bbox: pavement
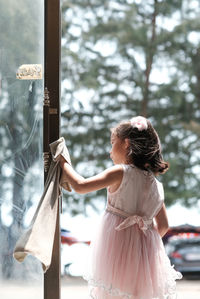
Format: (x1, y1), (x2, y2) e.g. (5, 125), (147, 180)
(0, 276), (200, 299)
(61, 276), (200, 299)
(176, 278), (200, 299)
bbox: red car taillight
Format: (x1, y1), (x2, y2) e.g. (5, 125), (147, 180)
(171, 251), (182, 259)
(84, 241), (91, 245)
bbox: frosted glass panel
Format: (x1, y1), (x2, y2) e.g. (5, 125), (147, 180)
(0, 0), (44, 298)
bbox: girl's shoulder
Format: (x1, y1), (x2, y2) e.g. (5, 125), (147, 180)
(120, 163), (150, 175)
(106, 164), (124, 175)
(119, 164), (142, 178)
(106, 164), (134, 177)
(107, 164), (134, 194)
(120, 163), (135, 171)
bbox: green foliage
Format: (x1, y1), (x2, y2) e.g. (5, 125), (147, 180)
(61, 0), (200, 214)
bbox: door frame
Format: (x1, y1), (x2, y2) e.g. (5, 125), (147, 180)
(43, 1), (61, 299)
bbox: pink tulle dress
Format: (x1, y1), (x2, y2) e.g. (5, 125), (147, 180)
(83, 164), (182, 299)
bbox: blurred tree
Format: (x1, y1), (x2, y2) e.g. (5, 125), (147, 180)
(61, 0), (200, 212)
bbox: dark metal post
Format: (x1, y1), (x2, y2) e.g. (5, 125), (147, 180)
(43, 0), (61, 299)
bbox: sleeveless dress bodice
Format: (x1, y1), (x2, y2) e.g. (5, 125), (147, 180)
(107, 164), (164, 220)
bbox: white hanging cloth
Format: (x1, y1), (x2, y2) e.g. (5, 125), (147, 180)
(13, 137), (71, 272)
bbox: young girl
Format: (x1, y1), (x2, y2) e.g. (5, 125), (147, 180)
(60, 116), (182, 299)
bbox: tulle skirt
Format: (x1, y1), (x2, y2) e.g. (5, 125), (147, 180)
(83, 211), (182, 299)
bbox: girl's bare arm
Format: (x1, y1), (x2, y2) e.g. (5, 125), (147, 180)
(154, 203), (169, 237)
(60, 159), (123, 194)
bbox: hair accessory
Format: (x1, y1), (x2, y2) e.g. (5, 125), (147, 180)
(130, 116), (148, 131)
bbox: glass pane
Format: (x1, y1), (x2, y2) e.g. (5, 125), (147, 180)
(0, 0), (44, 298)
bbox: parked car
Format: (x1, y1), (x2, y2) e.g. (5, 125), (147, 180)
(61, 229), (90, 246)
(61, 229), (90, 276)
(166, 236), (200, 275)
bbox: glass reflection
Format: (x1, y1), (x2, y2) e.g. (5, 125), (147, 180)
(0, 0), (44, 298)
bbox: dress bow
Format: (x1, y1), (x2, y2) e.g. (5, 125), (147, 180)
(106, 202), (153, 236)
(115, 215), (152, 235)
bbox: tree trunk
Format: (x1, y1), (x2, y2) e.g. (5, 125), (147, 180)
(142, 0), (158, 117)
(1, 82), (39, 279)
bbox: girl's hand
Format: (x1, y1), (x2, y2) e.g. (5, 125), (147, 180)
(59, 156), (67, 168)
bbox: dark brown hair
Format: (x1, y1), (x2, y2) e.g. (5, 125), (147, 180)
(111, 119), (169, 175)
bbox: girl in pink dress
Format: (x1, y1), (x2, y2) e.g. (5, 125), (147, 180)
(60, 116), (182, 299)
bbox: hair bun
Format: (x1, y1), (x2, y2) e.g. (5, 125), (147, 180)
(158, 162), (169, 174)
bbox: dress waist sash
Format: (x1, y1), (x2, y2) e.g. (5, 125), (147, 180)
(106, 202), (153, 235)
